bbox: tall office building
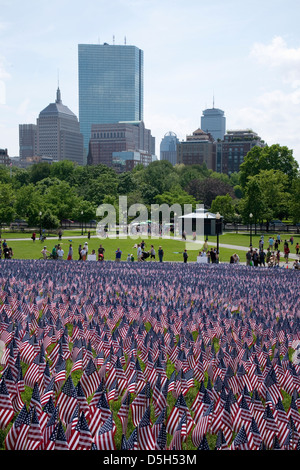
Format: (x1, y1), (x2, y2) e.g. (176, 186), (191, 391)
(201, 105), (226, 141)
(36, 88), (84, 165)
(19, 124), (37, 159)
(160, 131), (179, 166)
(78, 43), (144, 154)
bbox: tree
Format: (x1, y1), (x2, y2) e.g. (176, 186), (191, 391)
(239, 144), (299, 188)
(185, 177), (235, 207)
(289, 177), (300, 224)
(0, 183), (16, 228)
(72, 199), (98, 228)
(43, 180), (79, 224)
(154, 187), (198, 211)
(41, 209), (60, 234)
(211, 194), (235, 224)
(141, 160), (175, 195)
(49, 160), (76, 182)
(29, 162), (51, 184)
(238, 176), (269, 233)
(15, 184), (44, 227)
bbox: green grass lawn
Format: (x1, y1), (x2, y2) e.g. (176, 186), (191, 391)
(2, 229), (299, 263)
(3, 233), (247, 264)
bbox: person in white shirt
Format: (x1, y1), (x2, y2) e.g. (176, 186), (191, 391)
(137, 244), (142, 261)
(57, 245), (64, 260)
(41, 246), (50, 260)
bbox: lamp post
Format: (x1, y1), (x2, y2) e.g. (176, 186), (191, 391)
(249, 213), (253, 247)
(81, 211), (84, 236)
(216, 212), (221, 256)
(39, 211), (42, 237)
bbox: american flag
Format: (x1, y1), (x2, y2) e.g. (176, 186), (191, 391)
(0, 260), (300, 450)
(68, 411), (92, 450)
(137, 406), (156, 450)
(169, 411), (186, 450)
(55, 375), (78, 426)
(93, 413), (116, 450)
(24, 406), (43, 450)
(5, 404), (28, 450)
(117, 391), (131, 435)
(0, 378), (15, 429)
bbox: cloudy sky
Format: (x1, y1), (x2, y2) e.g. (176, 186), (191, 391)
(1, 0), (300, 164)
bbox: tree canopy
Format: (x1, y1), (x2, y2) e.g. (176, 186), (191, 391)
(2, 144), (300, 229)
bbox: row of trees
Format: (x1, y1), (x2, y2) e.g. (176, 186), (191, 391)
(0, 143), (299, 231)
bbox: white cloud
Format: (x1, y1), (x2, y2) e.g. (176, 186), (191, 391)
(251, 36), (300, 88)
(251, 36), (300, 66)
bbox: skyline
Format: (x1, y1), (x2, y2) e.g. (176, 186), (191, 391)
(1, 0), (300, 165)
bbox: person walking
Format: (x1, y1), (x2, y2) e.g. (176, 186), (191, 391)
(183, 249), (188, 263)
(158, 246), (164, 263)
(150, 245), (156, 261)
(137, 244), (142, 262)
(78, 244), (82, 260)
(67, 244), (73, 260)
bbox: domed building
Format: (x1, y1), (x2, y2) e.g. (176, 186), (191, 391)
(36, 88), (84, 165)
(160, 131), (179, 166)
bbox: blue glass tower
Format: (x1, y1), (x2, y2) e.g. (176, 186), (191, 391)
(78, 43), (144, 155)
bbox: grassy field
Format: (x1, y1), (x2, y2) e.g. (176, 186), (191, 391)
(1, 229), (299, 264)
(1, 232), (248, 264)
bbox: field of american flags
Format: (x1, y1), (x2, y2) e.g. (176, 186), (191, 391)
(0, 259), (299, 451)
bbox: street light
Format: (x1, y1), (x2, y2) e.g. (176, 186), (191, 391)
(216, 212), (221, 256)
(249, 213), (253, 247)
(81, 210), (84, 236)
(39, 211), (42, 237)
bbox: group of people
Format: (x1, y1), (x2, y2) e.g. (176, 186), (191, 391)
(118, 241), (165, 263)
(245, 235), (298, 268)
(0, 239), (13, 260)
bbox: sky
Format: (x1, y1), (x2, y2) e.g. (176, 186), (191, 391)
(1, 0), (300, 165)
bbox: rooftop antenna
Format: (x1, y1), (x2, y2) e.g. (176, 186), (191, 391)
(213, 92), (215, 109)
(124, 36), (127, 45)
(113, 35), (115, 45)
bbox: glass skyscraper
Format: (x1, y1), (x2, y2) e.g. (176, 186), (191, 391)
(78, 43), (144, 155)
(201, 106), (226, 142)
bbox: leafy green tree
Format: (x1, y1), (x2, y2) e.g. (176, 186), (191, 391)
(154, 187), (198, 211)
(211, 194), (235, 224)
(0, 183), (16, 228)
(0, 165), (11, 184)
(72, 199), (97, 226)
(238, 176), (269, 233)
(141, 160), (174, 194)
(288, 177), (300, 224)
(49, 160), (76, 182)
(29, 162), (51, 184)
(256, 169), (290, 221)
(185, 177), (235, 207)
(239, 144), (299, 188)
(174, 163), (209, 189)
(43, 180), (79, 223)
(41, 209), (60, 234)
(15, 184), (44, 226)
(117, 172), (137, 194)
